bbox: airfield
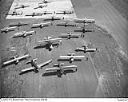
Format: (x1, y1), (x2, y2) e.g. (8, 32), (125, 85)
(0, 0), (128, 98)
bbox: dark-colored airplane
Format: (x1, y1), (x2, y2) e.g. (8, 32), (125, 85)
(55, 10), (74, 15)
(9, 22), (28, 27)
(6, 11), (22, 16)
(34, 4), (47, 9)
(43, 16), (63, 21)
(56, 22), (77, 27)
(14, 5), (29, 9)
(74, 26), (95, 33)
(25, 12), (43, 17)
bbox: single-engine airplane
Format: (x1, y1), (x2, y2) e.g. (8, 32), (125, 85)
(9, 22), (28, 27)
(59, 32), (81, 39)
(38, 0), (53, 4)
(74, 26), (95, 33)
(14, 4), (29, 9)
(34, 36), (62, 51)
(3, 54), (30, 66)
(43, 16), (63, 21)
(25, 12), (43, 17)
(12, 30), (36, 38)
(6, 11), (23, 16)
(75, 45), (98, 53)
(19, 59), (52, 74)
(56, 22), (77, 27)
(34, 4), (47, 9)
(31, 22), (52, 29)
(1, 26), (17, 33)
(58, 53), (85, 63)
(55, 10), (74, 15)
(44, 63), (77, 77)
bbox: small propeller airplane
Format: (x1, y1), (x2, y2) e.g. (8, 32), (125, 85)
(9, 22), (29, 27)
(55, 10), (74, 15)
(12, 30), (36, 38)
(6, 11), (23, 16)
(75, 45), (98, 53)
(19, 59), (52, 75)
(34, 4), (47, 9)
(43, 16), (63, 21)
(31, 22), (52, 29)
(2, 54), (30, 66)
(1, 26), (17, 33)
(58, 53), (85, 63)
(56, 22), (77, 27)
(14, 4), (29, 9)
(74, 26), (95, 33)
(73, 17), (95, 24)
(34, 36), (62, 51)
(25, 12), (43, 17)
(38, 0), (53, 4)
(44, 63), (77, 77)
(59, 32), (81, 39)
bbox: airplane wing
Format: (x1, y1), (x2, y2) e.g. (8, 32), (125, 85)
(3, 59), (16, 65)
(62, 65), (77, 70)
(17, 54), (30, 60)
(45, 67), (60, 72)
(20, 67), (35, 73)
(38, 59), (52, 68)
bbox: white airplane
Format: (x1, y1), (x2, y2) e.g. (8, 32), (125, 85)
(1, 26), (17, 33)
(31, 22), (52, 29)
(73, 17), (95, 24)
(43, 16), (63, 21)
(19, 59), (52, 74)
(59, 32), (81, 39)
(56, 22), (77, 27)
(14, 5), (29, 9)
(3, 54), (30, 66)
(75, 45), (98, 53)
(9, 22), (29, 27)
(34, 36), (62, 51)
(6, 11), (23, 16)
(58, 53), (85, 63)
(34, 4), (47, 9)
(44, 63), (77, 77)
(12, 30), (36, 38)
(55, 10), (74, 15)
(25, 12), (43, 17)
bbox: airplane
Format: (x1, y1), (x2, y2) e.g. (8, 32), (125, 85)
(31, 22), (52, 29)
(34, 4), (47, 9)
(75, 45), (98, 53)
(56, 22), (77, 27)
(12, 30), (36, 38)
(58, 53), (85, 63)
(14, 5), (29, 9)
(74, 26), (95, 33)
(25, 12), (43, 17)
(1, 26), (17, 33)
(73, 17), (95, 24)
(6, 11), (23, 16)
(9, 22), (28, 27)
(55, 10), (74, 15)
(43, 16), (63, 21)
(34, 36), (62, 51)
(2, 54), (30, 66)
(38, 0), (53, 4)
(19, 59), (52, 74)
(44, 63), (77, 77)
(59, 32), (81, 39)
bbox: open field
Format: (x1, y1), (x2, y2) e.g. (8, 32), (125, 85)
(0, 0), (128, 98)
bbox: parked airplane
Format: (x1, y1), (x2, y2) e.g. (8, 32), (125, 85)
(9, 22), (28, 27)
(75, 45), (98, 53)
(56, 22), (77, 27)
(44, 63), (77, 77)
(6, 11), (23, 16)
(74, 27), (95, 33)
(14, 5), (29, 9)
(31, 22), (52, 29)
(34, 4), (47, 9)
(38, 0), (53, 4)
(19, 59), (52, 74)
(43, 16), (63, 21)
(3, 54), (30, 66)
(55, 10), (74, 15)
(1, 26), (17, 33)
(34, 36), (62, 51)
(59, 32), (81, 39)
(58, 53), (85, 63)
(73, 17), (95, 24)
(12, 30), (36, 38)
(25, 12), (43, 17)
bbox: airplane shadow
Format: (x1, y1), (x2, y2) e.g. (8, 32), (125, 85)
(42, 69), (76, 78)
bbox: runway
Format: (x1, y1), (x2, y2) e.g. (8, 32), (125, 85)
(0, 0), (128, 98)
